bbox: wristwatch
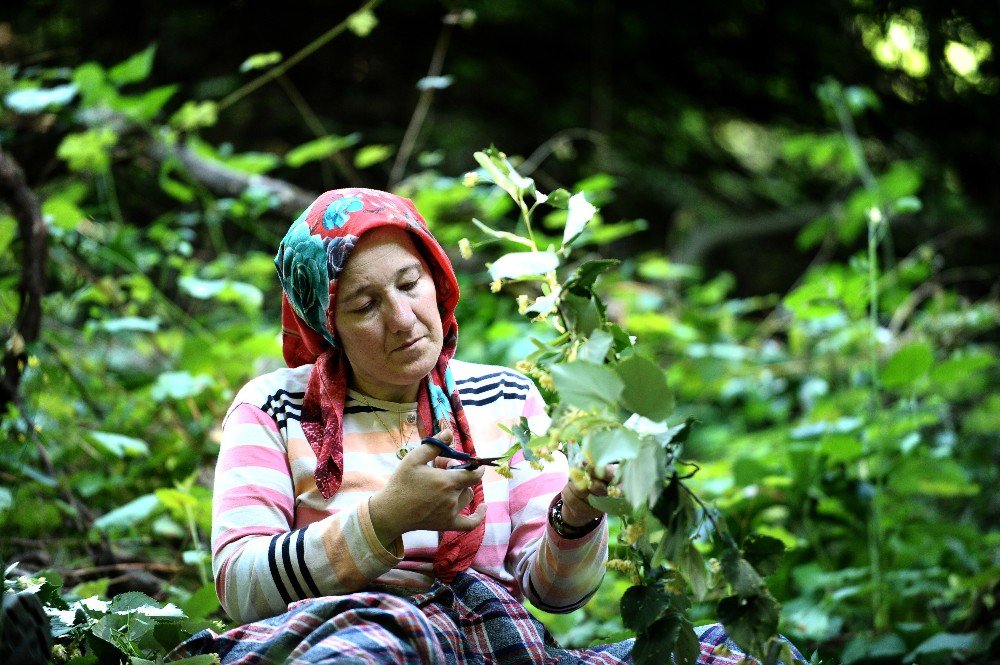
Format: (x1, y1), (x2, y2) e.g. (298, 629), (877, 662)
(549, 498), (601, 539)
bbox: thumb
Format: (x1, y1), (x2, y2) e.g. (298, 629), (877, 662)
(450, 503), (487, 531)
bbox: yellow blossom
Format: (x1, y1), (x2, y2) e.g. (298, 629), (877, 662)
(516, 294), (529, 315)
(27, 355), (40, 368)
(569, 467), (592, 492)
(515, 360), (535, 375)
(607, 485), (622, 498)
(463, 171), (479, 187)
(538, 373), (555, 391)
(708, 557), (721, 574)
(458, 238), (473, 259)
(496, 462), (513, 479)
(490, 279), (502, 293)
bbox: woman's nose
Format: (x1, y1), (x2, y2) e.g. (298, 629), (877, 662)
(385, 292), (416, 331)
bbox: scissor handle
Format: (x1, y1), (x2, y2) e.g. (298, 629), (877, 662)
(420, 436), (471, 462)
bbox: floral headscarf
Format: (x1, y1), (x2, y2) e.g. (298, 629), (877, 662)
(275, 188), (482, 582)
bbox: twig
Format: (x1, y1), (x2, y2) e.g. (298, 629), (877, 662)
(217, 0), (386, 113)
(679, 479), (737, 550)
(388, 10), (460, 187)
(517, 128), (609, 177)
(276, 74), (362, 187)
(0, 147), (47, 414)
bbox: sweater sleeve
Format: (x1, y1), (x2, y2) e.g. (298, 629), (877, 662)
(211, 403), (403, 624)
(504, 381), (608, 613)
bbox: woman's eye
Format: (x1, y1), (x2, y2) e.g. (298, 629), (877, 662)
(401, 280), (419, 291)
(355, 301), (376, 314)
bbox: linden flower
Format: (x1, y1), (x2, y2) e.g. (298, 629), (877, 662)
(515, 360), (535, 375)
(529, 461), (544, 471)
(496, 462), (513, 479)
(607, 485), (622, 498)
(516, 294), (529, 315)
(569, 467), (592, 492)
(463, 171), (479, 187)
(538, 373), (555, 391)
(490, 279), (503, 293)
(458, 238), (473, 259)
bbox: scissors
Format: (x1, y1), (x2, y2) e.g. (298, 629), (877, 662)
(419, 436), (508, 471)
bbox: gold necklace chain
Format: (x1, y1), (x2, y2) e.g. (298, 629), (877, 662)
(354, 392), (416, 459)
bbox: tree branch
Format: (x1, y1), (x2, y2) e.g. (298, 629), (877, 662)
(149, 141), (317, 218)
(0, 147), (47, 415)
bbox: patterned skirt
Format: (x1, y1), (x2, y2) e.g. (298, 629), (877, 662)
(168, 571), (804, 664)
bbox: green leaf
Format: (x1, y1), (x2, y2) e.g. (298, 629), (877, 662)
(93, 494), (159, 531)
(550, 361), (623, 410)
(620, 585), (670, 632)
(721, 548), (764, 597)
(676, 541), (708, 599)
(170, 100), (218, 130)
(674, 620), (700, 665)
(178, 583), (221, 621)
(488, 251), (559, 280)
(587, 494), (632, 517)
(577, 329), (613, 363)
(0, 486), (12, 512)
(57, 128), (117, 173)
(904, 633), (980, 661)
(564, 259), (619, 294)
(546, 188), (571, 209)
(285, 133), (361, 168)
(563, 192), (597, 246)
(416, 75), (454, 91)
(717, 593), (779, 654)
(892, 196), (922, 215)
(109, 44), (157, 85)
(880, 342), (933, 390)
(87, 431), (150, 458)
(561, 292), (602, 337)
(355, 144), (394, 168)
(347, 8), (379, 37)
(97, 317), (160, 333)
(240, 51), (283, 72)
(179, 276), (263, 311)
(4, 84), (78, 113)
(615, 355), (673, 420)
(151, 371), (214, 401)
(632, 614), (682, 665)
(583, 426), (641, 467)
(620, 437), (665, 510)
(109, 591), (161, 613)
(743, 535), (784, 576)
(0, 215), (15, 255)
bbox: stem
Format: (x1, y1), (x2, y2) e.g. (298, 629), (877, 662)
(680, 480), (737, 550)
(388, 12), (455, 187)
(833, 86), (888, 632)
(217, 0), (385, 113)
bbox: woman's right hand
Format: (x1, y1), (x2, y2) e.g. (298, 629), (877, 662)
(368, 429), (488, 548)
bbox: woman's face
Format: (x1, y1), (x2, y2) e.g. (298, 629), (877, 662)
(333, 226), (444, 402)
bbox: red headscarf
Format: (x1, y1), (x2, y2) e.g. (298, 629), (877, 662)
(275, 188), (482, 582)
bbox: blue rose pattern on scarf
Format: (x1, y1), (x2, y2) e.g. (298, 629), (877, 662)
(326, 235), (357, 279)
(322, 196), (364, 230)
(275, 216), (337, 347)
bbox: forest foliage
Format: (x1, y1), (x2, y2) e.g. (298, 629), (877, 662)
(1, 3), (998, 664)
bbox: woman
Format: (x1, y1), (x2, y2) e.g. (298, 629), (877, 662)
(171, 188), (803, 664)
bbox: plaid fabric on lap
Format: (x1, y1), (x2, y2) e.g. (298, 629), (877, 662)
(169, 570), (806, 664)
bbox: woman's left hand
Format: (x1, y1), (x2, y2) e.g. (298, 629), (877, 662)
(558, 463), (616, 527)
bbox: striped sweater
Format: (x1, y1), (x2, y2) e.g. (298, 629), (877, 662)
(212, 359), (608, 624)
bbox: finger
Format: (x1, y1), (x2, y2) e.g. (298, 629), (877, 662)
(436, 429), (454, 445)
(451, 465), (485, 486)
(405, 441), (444, 465)
(456, 486), (473, 511)
(449, 503), (487, 531)
(595, 463), (616, 482)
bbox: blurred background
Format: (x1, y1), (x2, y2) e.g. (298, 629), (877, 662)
(1, 1), (997, 663)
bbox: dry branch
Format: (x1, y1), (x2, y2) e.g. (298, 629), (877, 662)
(0, 147), (47, 414)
